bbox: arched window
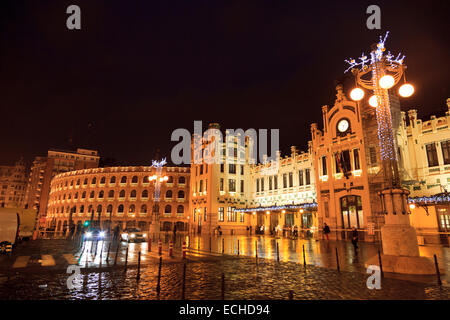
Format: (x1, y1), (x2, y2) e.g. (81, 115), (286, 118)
(98, 190), (104, 198)
(65, 181), (68, 187)
(74, 192), (78, 199)
(80, 205), (84, 213)
(77, 179), (80, 186)
(166, 190), (173, 198)
(142, 190), (148, 198)
(129, 205), (135, 213)
(90, 191), (95, 198)
(119, 190), (125, 198)
(66, 206), (70, 213)
(88, 205), (93, 213)
(179, 176), (186, 184)
(108, 190), (114, 198)
(120, 176), (127, 184)
(97, 205), (102, 213)
(84, 178), (88, 185)
(91, 177), (96, 185)
(130, 190), (137, 198)
(177, 205), (184, 214)
(110, 176), (116, 184)
(165, 205), (172, 213)
(143, 176), (149, 184)
(100, 177), (106, 184)
(118, 204), (124, 213)
(68, 193), (72, 200)
(140, 204), (147, 213)
(70, 180), (74, 186)
(132, 176), (138, 184)
(167, 176), (173, 183)
(82, 191), (86, 199)
(107, 204), (113, 214)
(178, 190), (185, 199)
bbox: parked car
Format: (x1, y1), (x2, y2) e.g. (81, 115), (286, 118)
(120, 228), (147, 243)
(83, 228), (107, 241)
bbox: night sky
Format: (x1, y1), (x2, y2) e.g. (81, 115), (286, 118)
(1, 0), (448, 167)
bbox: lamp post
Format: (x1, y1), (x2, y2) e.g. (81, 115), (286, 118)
(345, 32), (436, 274)
(148, 158), (169, 239)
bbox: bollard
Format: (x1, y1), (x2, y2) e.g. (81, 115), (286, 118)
(302, 244), (306, 267)
(378, 250), (384, 278)
(158, 239), (162, 256)
(156, 257), (162, 294)
(276, 242), (280, 262)
(198, 238), (200, 251)
(255, 240), (258, 260)
(136, 251), (141, 281)
(124, 246), (129, 270)
(434, 254), (442, 286)
(222, 238), (225, 254)
(106, 242), (111, 263)
(237, 240), (240, 255)
(209, 236), (211, 252)
(114, 242), (119, 266)
(221, 273), (225, 300)
(288, 290), (293, 300)
(335, 247), (340, 272)
(182, 241), (187, 259)
(181, 261), (186, 300)
(169, 241), (173, 257)
(148, 238), (152, 252)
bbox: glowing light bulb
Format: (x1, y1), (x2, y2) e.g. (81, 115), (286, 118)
(368, 95), (378, 107)
(350, 88), (365, 101)
(252, 211), (256, 215)
(300, 209), (304, 213)
(398, 83), (414, 97)
(266, 211), (270, 215)
(409, 203), (416, 210)
(379, 75), (395, 89)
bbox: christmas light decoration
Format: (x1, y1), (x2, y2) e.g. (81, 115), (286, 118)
(379, 75), (395, 89)
(235, 202), (318, 213)
(398, 83), (415, 97)
(350, 87), (365, 101)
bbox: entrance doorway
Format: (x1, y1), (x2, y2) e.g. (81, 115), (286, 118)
(340, 195), (364, 240)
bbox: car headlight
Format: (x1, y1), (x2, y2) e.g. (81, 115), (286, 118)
(121, 233), (128, 238)
(99, 231), (106, 237)
(131, 234), (136, 238)
(85, 232), (92, 238)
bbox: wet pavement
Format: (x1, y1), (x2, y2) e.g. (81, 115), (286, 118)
(0, 235), (449, 300)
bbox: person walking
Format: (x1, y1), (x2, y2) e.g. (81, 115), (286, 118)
(351, 227), (359, 252)
(323, 223), (330, 240)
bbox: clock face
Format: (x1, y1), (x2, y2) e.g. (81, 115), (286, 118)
(337, 119), (349, 133)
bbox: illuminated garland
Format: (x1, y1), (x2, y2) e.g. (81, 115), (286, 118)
(408, 195), (450, 205)
(235, 202), (318, 213)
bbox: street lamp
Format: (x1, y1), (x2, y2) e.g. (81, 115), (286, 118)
(345, 32), (435, 274)
(148, 158), (168, 238)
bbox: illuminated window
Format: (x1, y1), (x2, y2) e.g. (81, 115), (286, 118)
(218, 207), (224, 222)
(229, 179), (236, 192)
(353, 149), (360, 170)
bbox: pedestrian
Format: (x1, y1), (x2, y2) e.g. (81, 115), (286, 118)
(113, 224), (120, 242)
(294, 225), (298, 238)
(323, 223), (330, 240)
(351, 226), (359, 251)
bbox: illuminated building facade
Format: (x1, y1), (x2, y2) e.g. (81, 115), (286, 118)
(46, 166), (190, 234)
(24, 148), (100, 225)
(0, 158), (27, 208)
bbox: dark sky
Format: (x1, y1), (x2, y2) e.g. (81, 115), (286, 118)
(1, 0), (449, 166)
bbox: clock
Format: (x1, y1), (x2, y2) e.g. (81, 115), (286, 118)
(337, 119), (350, 135)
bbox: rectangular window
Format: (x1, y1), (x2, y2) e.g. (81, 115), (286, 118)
(218, 207), (224, 222)
(426, 143), (439, 167)
(261, 178), (264, 192)
(240, 165), (244, 175)
(227, 207), (233, 222)
(298, 170), (304, 186)
(200, 165), (203, 175)
(220, 163), (224, 173)
(274, 175), (278, 189)
(256, 178), (260, 192)
(283, 174), (287, 188)
(204, 208), (207, 221)
(369, 147), (377, 165)
(324, 201), (329, 218)
(321, 156), (327, 176)
(193, 209), (196, 222)
(269, 176), (273, 190)
(353, 149), (360, 170)
(220, 178), (224, 191)
(232, 207), (237, 222)
(335, 153), (341, 173)
(305, 169), (311, 185)
(229, 179), (236, 192)
(229, 164), (236, 174)
(288, 172), (293, 187)
(239, 211), (244, 222)
(240, 180), (244, 193)
(441, 140), (450, 165)
(199, 180), (203, 192)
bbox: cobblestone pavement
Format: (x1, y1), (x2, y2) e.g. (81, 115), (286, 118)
(0, 237), (449, 300)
